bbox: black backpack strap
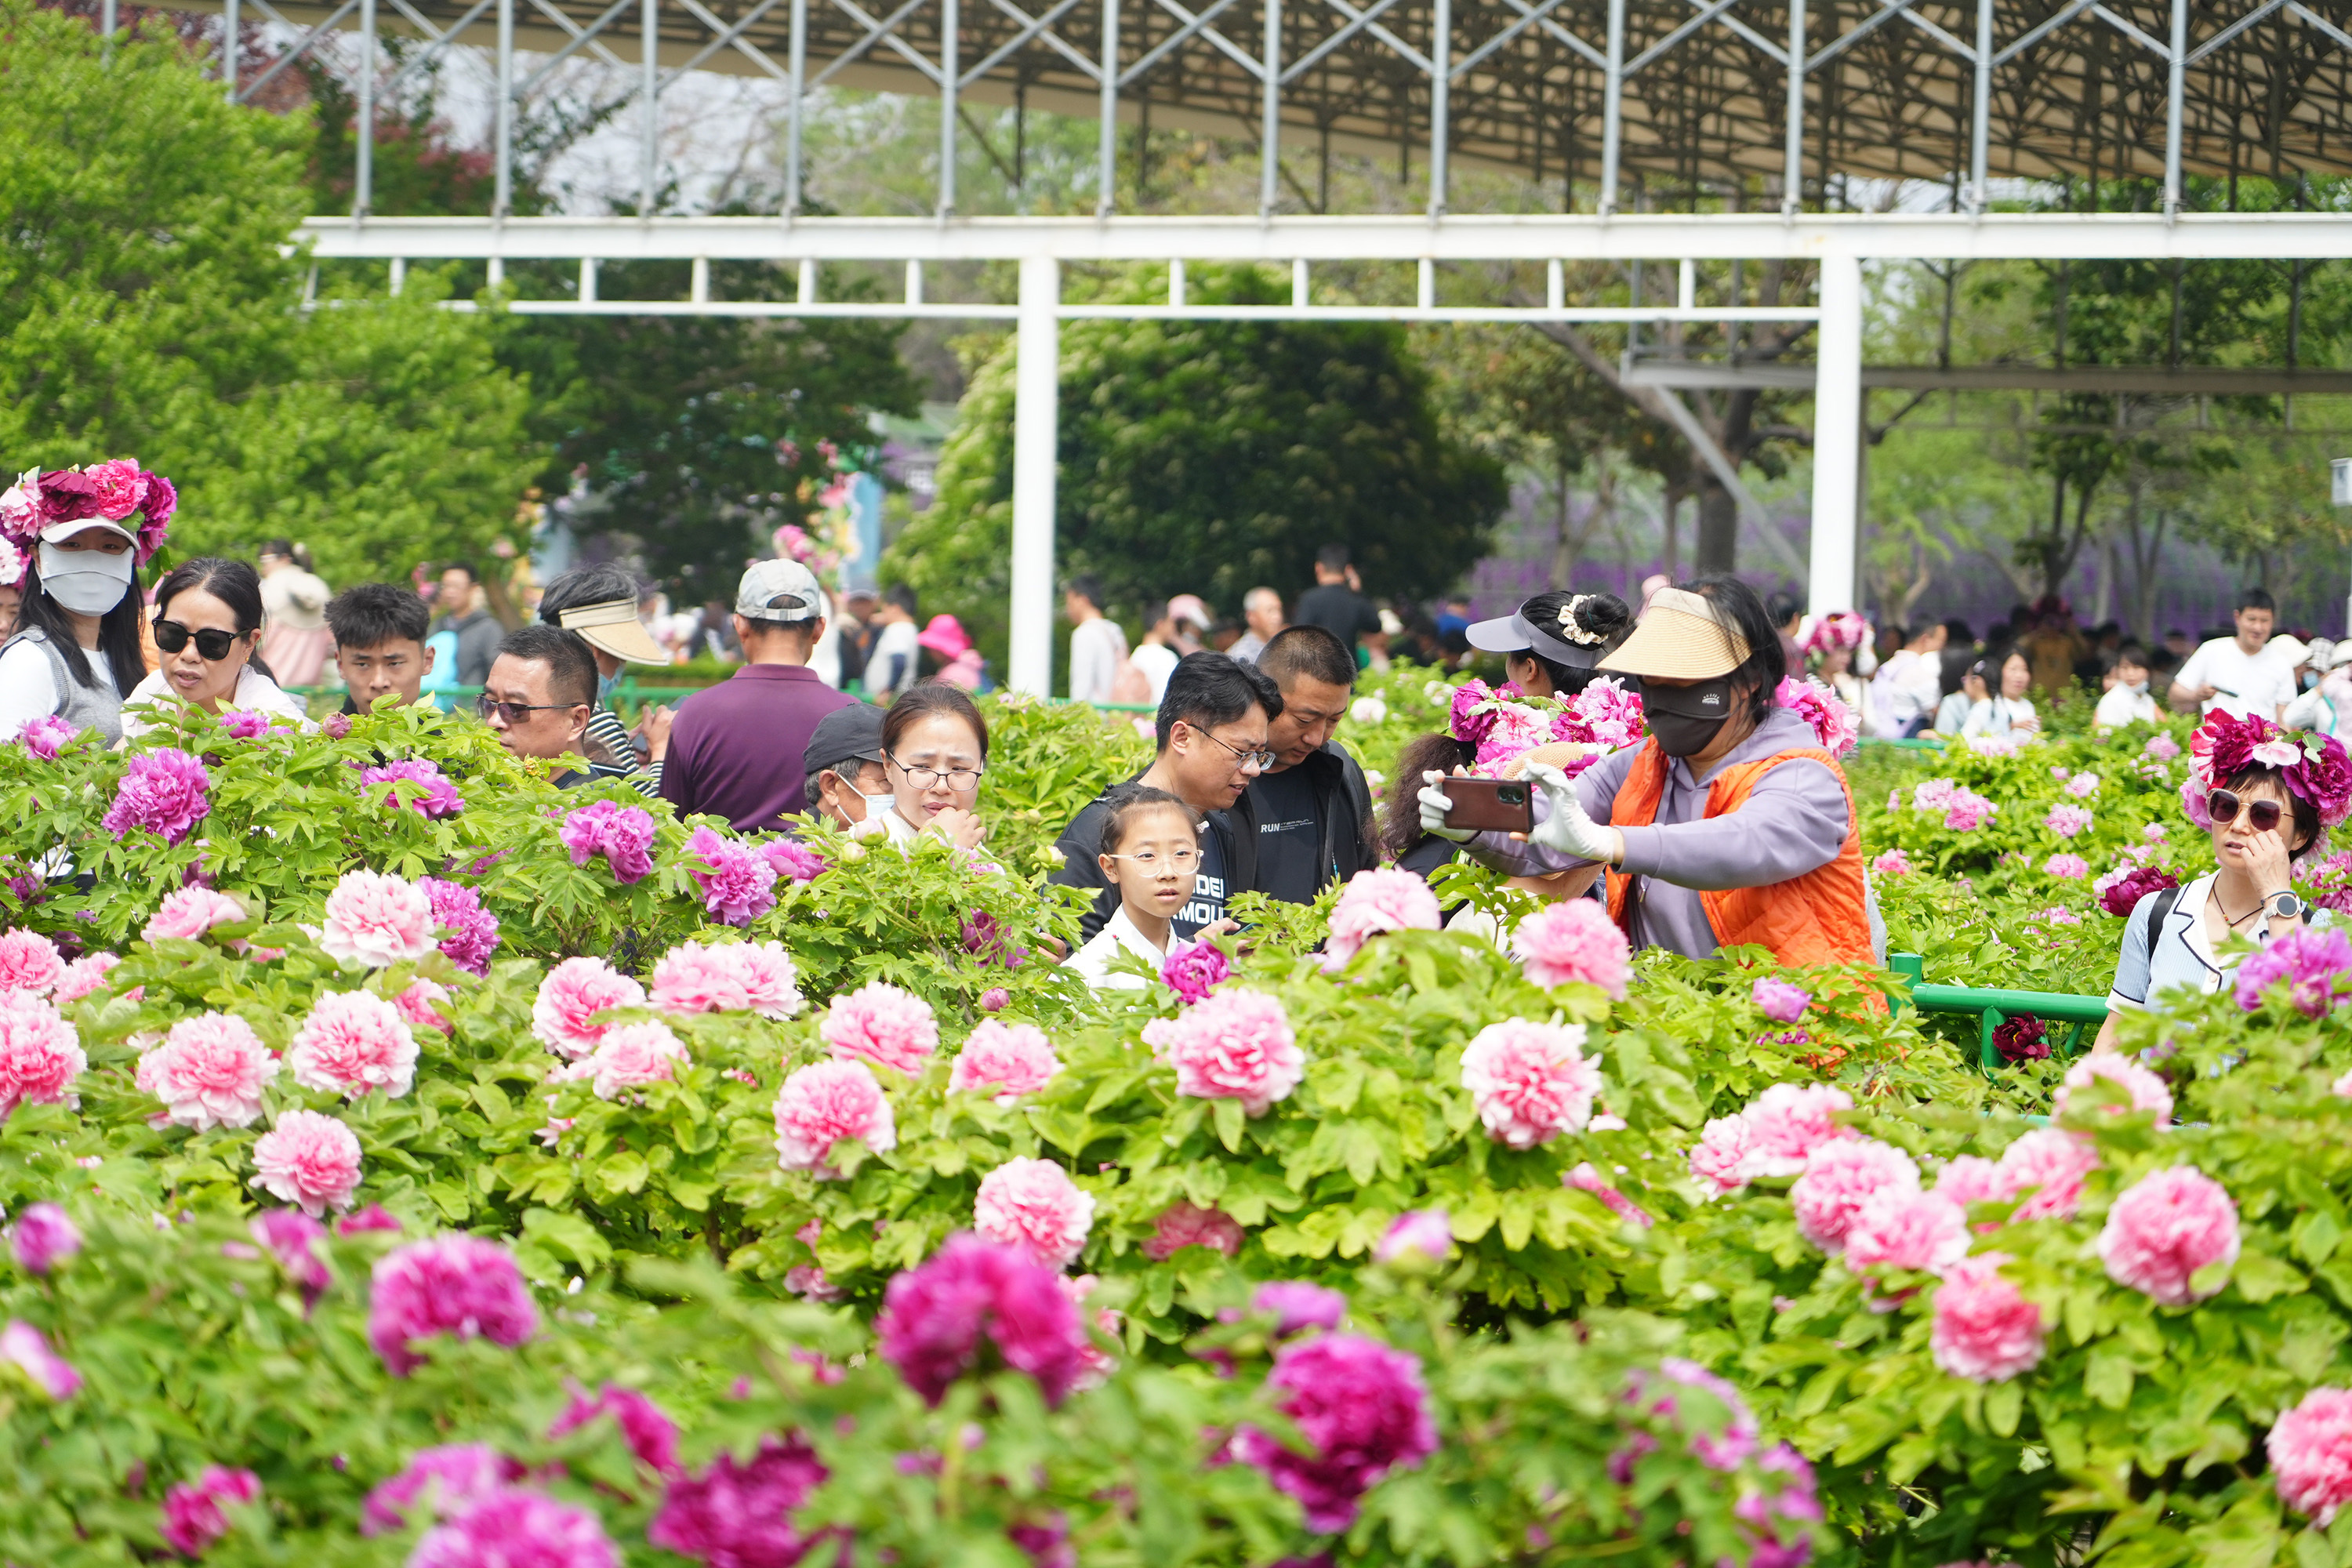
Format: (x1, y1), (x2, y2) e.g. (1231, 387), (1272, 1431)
(2147, 885), (2183, 942)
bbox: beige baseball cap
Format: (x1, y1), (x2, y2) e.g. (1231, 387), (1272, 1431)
(1597, 587), (1752, 681)
(557, 597), (668, 665)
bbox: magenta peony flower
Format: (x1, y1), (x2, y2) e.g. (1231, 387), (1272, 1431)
(1739, 1082), (1857, 1180)
(978, 986), (1011, 1012)
(286, 989), (418, 1099)
(0, 989), (85, 1120)
(18, 713), (75, 760)
(947, 1018), (1059, 1102)
(2042, 852), (2089, 879)
(1320, 867), (1442, 973)
(876, 1232), (1092, 1407)
(961, 909), (1029, 970)
(1446, 679), (1504, 745)
(1563, 674), (1644, 750)
(318, 869), (436, 968)
(417, 877), (500, 975)
(1995, 1127), (2098, 1221)
(137, 1013), (274, 1131)
(2270, 1386), (2352, 1525)
(410, 1488), (619, 1568)
(649, 938), (803, 1020)
(1145, 987), (1303, 1116)
(773, 1058), (896, 1176)
(819, 981), (938, 1073)
(1254, 1280), (1347, 1336)
(396, 978), (453, 1033)
(1161, 938), (1232, 1004)
(1774, 674), (1860, 756)
(219, 709), (276, 740)
(10, 1202), (80, 1274)
(764, 837), (828, 883)
(2097, 1164), (2239, 1306)
(579, 1021), (688, 1101)
(549, 1383), (680, 1475)
(251, 1109), (364, 1216)
(0, 928), (63, 995)
(1870, 848), (1912, 875)
(1141, 1200), (1245, 1261)
(686, 825), (779, 927)
(2236, 925), (2352, 1018)
(974, 1157), (1094, 1268)
(1791, 1138), (1921, 1254)
(558, 799), (657, 884)
(321, 712), (352, 740)
(0, 1317), (79, 1399)
(361, 1443), (524, 1535)
(1510, 900), (1632, 997)
(531, 957), (647, 1058)
(368, 1233), (539, 1377)
(1992, 1014), (2051, 1063)
(160, 1465), (261, 1557)
(1236, 1332), (1437, 1531)
(1627, 1356), (1757, 1471)
(1751, 977), (1810, 1023)
(250, 1207), (331, 1301)
(1457, 1018), (1599, 1149)
(1566, 1161), (1653, 1227)
(1929, 1253), (2045, 1383)
(2095, 861), (2179, 917)
(361, 758), (464, 819)
(2053, 1049), (2173, 1126)
(648, 1433), (833, 1565)
(2043, 804), (2093, 839)
(1842, 1187), (1968, 1299)
(102, 748), (212, 844)
(1374, 1208), (1453, 1266)
(141, 887), (245, 945)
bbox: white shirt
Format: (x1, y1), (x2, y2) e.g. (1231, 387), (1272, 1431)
(1067, 906), (1171, 989)
(1127, 642), (1180, 706)
(2176, 636), (2296, 720)
(868, 620), (921, 696)
(2285, 677), (2352, 741)
(120, 666), (314, 739)
(2094, 683), (2158, 728)
(0, 638), (66, 741)
(1068, 615), (1129, 704)
(2109, 872), (2332, 1012)
(1869, 649), (1943, 737)
(1962, 695), (2037, 739)
(1930, 691), (1973, 735)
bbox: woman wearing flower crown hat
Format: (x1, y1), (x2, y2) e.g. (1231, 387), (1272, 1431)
(0, 460), (176, 747)
(2096, 710), (2347, 1047)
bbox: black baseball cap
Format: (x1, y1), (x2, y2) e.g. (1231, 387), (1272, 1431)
(803, 702), (887, 781)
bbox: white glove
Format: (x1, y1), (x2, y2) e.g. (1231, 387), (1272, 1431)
(1416, 771), (1476, 843)
(1520, 761), (1621, 864)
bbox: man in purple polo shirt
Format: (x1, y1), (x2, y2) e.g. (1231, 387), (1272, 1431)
(659, 558), (858, 832)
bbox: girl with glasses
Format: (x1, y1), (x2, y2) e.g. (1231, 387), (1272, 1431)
(1067, 786), (1221, 990)
(122, 557), (310, 739)
(2099, 711), (2349, 1048)
(0, 460), (177, 748)
(874, 684), (990, 851)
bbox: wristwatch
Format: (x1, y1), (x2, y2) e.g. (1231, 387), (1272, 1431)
(2266, 891), (2308, 921)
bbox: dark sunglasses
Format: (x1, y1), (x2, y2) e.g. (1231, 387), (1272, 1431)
(474, 693), (575, 725)
(153, 620), (245, 662)
(2209, 789), (2284, 833)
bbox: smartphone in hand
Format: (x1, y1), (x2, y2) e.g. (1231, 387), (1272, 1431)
(1441, 776), (1534, 834)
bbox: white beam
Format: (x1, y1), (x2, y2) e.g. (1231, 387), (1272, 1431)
(1009, 255), (1060, 698)
(1808, 252), (1862, 615)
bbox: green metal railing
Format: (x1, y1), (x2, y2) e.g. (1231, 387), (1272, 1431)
(1887, 953), (2111, 1072)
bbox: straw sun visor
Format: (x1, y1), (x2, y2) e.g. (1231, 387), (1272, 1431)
(1597, 589), (1751, 681)
(558, 598), (668, 665)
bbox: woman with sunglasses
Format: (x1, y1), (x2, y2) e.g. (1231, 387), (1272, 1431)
(2098, 711), (2349, 1047)
(871, 684), (989, 851)
(121, 557), (310, 739)
(0, 461), (177, 748)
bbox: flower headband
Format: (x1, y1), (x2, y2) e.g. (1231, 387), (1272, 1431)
(1556, 595), (1605, 646)
(2183, 710), (2352, 829)
(0, 459), (177, 565)
(1802, 610), (1871, 655)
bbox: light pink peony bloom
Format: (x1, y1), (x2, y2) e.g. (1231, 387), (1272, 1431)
(160, 1465), (261, 1558)
(1943, 789), (1997, 831)
(1934, 1155), (2009, 1215)
(139, 1013), (276, 1131)
(141, 886), (246, 944)
(1319, 867), (1441, 972)
(50, 952), (121, 1006)
(0, 928), (63, 993)
(286, 990), (419, 1098)
(396, 978), (453, 1033)
(18, 713), (75, 760)
(648, 938), (804, 1020)
(1929, 1253), (2046, 1382)
(10, 1203), (81, 1274)
(1145, 987), (1304, 1116)
(251, 1109), (364, 1215)
(1739, 1082), (1856, 1179)
(731, 942), (804, 1021)
(410, 1488), (619, 1568)
(1996, 1127), (2100, 1221)
(974, 1156), (1096, 1268)
(2097, 1164), (2240, 1306)
(2044, 804), (2094, 839)
(318, 869), (437, 968)
(1457, 1018), (1599, 1149)
(582, 1021), (688, 1101)
(0, 990), (85, 1119)
(819, 981), (938, 1073)
(2053, 1049), (2173, 1126)
(361, 1444), (524, 1535)
(1374, 1208), (1453, 1265)
(1510, 900), (1632, 997)
(1791, 1138), (1921, 1254)
(773, 1058), (896, 1176)
(1566, 1161), (1652, 1226)
(1, 1317), (81, 1398)
(948, 1019), (1060, 1102)
(368, 1234), (539, 1377)
(2043, 853), (2090, 879)
(2270, 1385), (2352, 1525)
(1142, 1200), (1245, 1260)
(1842, 1187), (1969, 1302)
(1687, 1113), (1757, 1197)
(2336, 1068), (2352, 1100)
(1871, 848), (1913, 875)
(530, 957), (646, 1058)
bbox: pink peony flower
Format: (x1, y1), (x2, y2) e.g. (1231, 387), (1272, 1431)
(549, 1383), (680, 1475)
(1996, 1127), (2100, 1221)
(2044, 804), (2093, 839)
(10, 1202), (81, 1274)
(531, 957), (646, 1059)
(948, 1019), (1059, 1102)
(361, 1444), (524, 1535)
(648, 1435), (833, 1566)
(1943, 789), (1997, 832)
(2236, 925), (2352, 1018)
(339, 1205), (404, 1236)
(0, 1317), (79, 1399)
(876, 1232), (1092, 1407)
(1689, 1113), (1759, 1197)
(410, 1489), (619, 1568)
(978, 985), (1011, 1012)
(1935, 1155), (2009, 1214)
(2031, 906), (2082, 926)
(1929, 1253), (2046, 1382)
(361, 759), (465, 818)
(2269, 1386), (2352, 1525)
(974, 1156), (1095, 1268)
(772, 1058), (896, 1176)
(0, 928), (63, 993)
(820, 981), (938, 1073)
(1566, 1161), (1653, 1227)
(84, 457), (145, 520)
(139, 1013), (275, 1131)
(418, 877), (500, 975)
(286, 990), (419, 1099)
(1842, 1187), (1969, 1298)
(0, 990), (84, 1120)
(1374, 1208), (1453, 1265)
(1791, 1138), (1921, 1254)
(397, 978), (453, 1033)
(141, 887), (245, 945)
(581, 1021), (688, 1100)
(1562, 675), (1645, 750)
(368, 1234), (539, 1377)
(649, 938), (803, 1020)
(18, 714), (75, 760)
(2097, 1164), (2240, 1306)
(160, 1465), (262, 1558)
(1740, 1082), (1856, 1179)
(1871, 848), (1912, 875)
(1775, 674), (1860, 755)
(250, 1207), (331, 1301)
(1511, 900), (1632, 997)
(1146, 987), (1304, 1116)
(1320, 867), (1441, 972)
(251, 1109), (364, 1216)
(960, 909), (1029, 970)
(1234, 1333), (1437, 1532)
(729, 942), (804, 1020)
(558, 800), (657, 884)
(50, 951), (120, 1005)
(1254, 1279), (1347, 1336)
(1912, 779), (1958, 811)
(220, 708), (277, 740)
(764, 837), (828, 883)
(685, 825), (779, 926)
(1457, 1018), (1599, 1148)
(2043, 853), (2089, 879)
(102, 747), (212, 844)
(1628, 1356), (1758, 1471)
(318, 869), (436, 968)
(1752, 977), (1809, 1023)
(1161, 938), (1232, 1004)
(2053, 1049), (2174, 1126)
(1142, 1200), (1244, 1261)
(2067, 770), (2101, 798)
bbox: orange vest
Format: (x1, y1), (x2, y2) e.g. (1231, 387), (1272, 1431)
(1602, 738), (1874, 968)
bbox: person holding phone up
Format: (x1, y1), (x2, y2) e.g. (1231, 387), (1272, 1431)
(1416, 575), (1874, 966)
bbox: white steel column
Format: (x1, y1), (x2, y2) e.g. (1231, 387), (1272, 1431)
(1009, 256), (1062, 697)
(1259, 0), (1281, 216)
(2163, 0), (2187, 216)
(356, 0), (376, 217)
(1428, 0), (1449, 217)
(493, 0), (514, 216)
(1598, 0), (1624, 215)
(223, 0), (239, 95)
(938, 0), (960, 216)
(785, 0), (807, 214)
(1968, 0), (1991, 211)
(1808, 253), (1863, 613)
(641, 0), (660, 215)
(1096, 0), (1118, 214)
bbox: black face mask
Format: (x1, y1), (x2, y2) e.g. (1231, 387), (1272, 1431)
(1644, 677), (1737, 757)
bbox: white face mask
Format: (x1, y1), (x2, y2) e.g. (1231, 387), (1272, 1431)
(861, 789), (896, 822)
(37, 542), (133, 616)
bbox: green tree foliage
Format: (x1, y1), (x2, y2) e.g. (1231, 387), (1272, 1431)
(891, 265), (1508, 662)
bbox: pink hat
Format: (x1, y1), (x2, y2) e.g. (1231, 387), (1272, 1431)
(916, 614), (971, 659)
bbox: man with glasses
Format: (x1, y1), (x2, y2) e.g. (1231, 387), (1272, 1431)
(479, 624), (644, 786)
(1247, 625), (1378, 904)
(658, 558), (856, 832)
(1049, 650), (1283, 942)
